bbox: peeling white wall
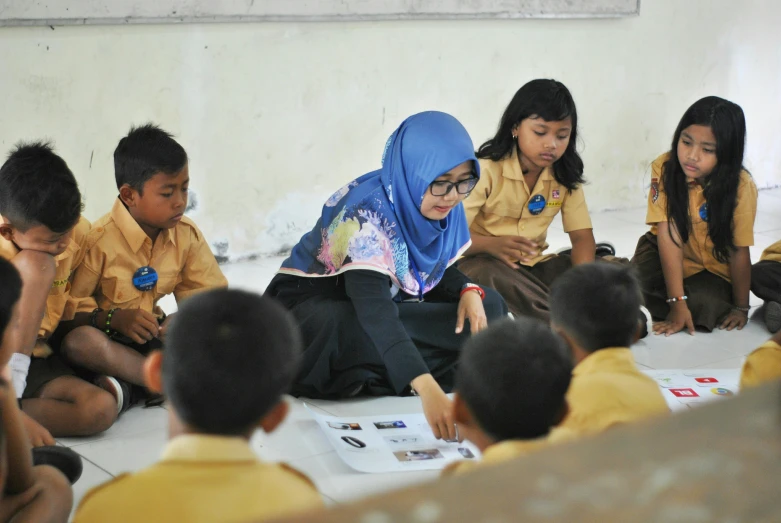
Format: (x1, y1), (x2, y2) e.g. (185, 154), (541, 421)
(0, 0), (779, 259)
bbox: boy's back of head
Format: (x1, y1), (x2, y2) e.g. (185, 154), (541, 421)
(163, 289), (302, 436)
(0, 142), (81, 233)
(456, 318), (572, 442)
(114, 124), (188, 192)
(549, 263), (643, 353)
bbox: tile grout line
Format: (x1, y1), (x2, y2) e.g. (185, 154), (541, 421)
(75, 453), (116, 478)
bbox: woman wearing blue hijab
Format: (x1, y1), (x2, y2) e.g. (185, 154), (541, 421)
(266, 112), (507, 439)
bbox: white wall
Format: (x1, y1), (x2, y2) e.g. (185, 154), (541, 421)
(0, 0), (779, 260)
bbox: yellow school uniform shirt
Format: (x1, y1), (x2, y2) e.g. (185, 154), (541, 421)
(645, 153), (758, 281)
(0, 216), (95, 352)
(464, 148), (592, 266)
(760, 240), (781, 263)
(70, 198), (228, 314)
(442, 427), (576, 477)
(740, 340), (781, 389)
(73, 434), (323, 523)
(560, 348), (668, 436)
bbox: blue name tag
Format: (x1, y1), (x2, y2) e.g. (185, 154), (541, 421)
(133, 266), (158, 291)
(528, 194), (546, 216)
(699, 203), (709, 222)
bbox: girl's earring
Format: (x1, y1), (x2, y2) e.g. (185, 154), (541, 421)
(511, 133), (517, 139)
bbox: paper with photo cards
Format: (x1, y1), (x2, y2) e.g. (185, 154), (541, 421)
(305, 404), (481, 473)
(642, 369), (740, 412)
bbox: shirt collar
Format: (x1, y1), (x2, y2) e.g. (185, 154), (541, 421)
(161, 434), (259, 463)
(110, 198), (176, 253)
(501, 147), (554, 184)
(572, 347), (636, 377)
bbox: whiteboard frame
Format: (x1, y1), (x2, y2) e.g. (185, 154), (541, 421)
(0, 0), (641, 26)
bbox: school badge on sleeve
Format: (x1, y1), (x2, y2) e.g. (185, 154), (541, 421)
(651, 178), (659, 203)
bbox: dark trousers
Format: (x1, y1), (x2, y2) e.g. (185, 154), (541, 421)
(631, 232), (732, 331)
(752, 260), (781, 304)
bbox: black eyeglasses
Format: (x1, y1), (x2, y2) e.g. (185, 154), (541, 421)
(428, 176), (478, 197)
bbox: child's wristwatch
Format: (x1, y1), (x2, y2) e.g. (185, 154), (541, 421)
(460, 283), (485, 300)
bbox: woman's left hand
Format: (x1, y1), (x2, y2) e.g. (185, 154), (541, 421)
(456, 290), (487, 335)
(719, 309), (748, 331)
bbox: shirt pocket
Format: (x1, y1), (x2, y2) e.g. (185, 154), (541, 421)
(156, 272), (181, 299)
(100, 278), (141, 306)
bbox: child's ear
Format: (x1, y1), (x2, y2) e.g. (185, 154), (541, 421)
(118, 184), (138, 207)
(452, 393), (473, 428)
(258, 400), (289, 435)
(143, 350), (164, 394)
(0, 222), (14, 242)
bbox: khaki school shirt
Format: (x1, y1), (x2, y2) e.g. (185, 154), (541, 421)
(560, 348), (669, 436)
(70, 199), (227, 314)
(464, 148), (592, 266)
(740, 340), (781, 389)
(760, 240), (781, 263)
(74, 435), (323, 523)
(0, 216), (95, 350)
(645, 153), (758, 281)
(442, 427), (576, 477)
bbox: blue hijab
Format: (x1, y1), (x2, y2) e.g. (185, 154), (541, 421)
(279, 111), (478, 297)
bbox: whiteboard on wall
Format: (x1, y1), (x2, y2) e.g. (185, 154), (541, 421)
(0, 0), (640, 26)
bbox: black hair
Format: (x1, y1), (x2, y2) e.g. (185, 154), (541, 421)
(0, 142), (82, 233)
(456, 317), (572, 442)
(663, 96), (747, 263)
(114, 123), (188, 193)
(163, 289), (302, 435)
(0, 258), (22, 338)
(476, 79), (584, 191)
(550, 263), (643, 352)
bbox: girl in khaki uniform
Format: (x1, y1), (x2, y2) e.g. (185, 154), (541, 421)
(632, 97), (757, 335)
(460, 79), (612, 321)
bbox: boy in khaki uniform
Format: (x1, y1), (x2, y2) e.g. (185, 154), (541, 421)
(751, 240), (781, 333)
(740, 330), (781, 388)
(550, 264), (668, 436)
(74, 289), (323, 523)
(63, 124), (227, 412)
(443, 317), (574, 477)
(0, 143), (117, 444)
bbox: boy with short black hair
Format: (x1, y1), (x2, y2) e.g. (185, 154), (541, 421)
(549, 263), (668, 436)
(444, 317), (573, 476)
(74, 288), (323, 522)
(0, 257), (73, 523)
(0, 142), (117, 443)
(64, 124), (228, 412)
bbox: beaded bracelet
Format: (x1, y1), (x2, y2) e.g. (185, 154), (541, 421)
(733, 305), (751, 313)
(105, 308), (118, 336)
(665, 295), (688, 303)
(89, 307), (104, 329)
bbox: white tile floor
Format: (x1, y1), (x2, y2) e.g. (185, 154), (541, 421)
(63, 188), (781, 520)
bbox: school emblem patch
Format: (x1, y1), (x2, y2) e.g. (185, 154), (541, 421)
(551, 189), (560, 200)
(651, 178), (659, 203)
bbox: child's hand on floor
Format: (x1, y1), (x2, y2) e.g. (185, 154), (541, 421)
(719, 309), (748, 331)
(20, 411), (55, 447)
(485, 236), (538, 269)
(653, 303), (695, 336)
(111, 309), (159, 344)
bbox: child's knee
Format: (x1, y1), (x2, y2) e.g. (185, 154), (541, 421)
(61, 325), (106, 358)
(78, 388), (118, 433)
(33, 464), (73, 509)
(11, 249), (57, 285)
